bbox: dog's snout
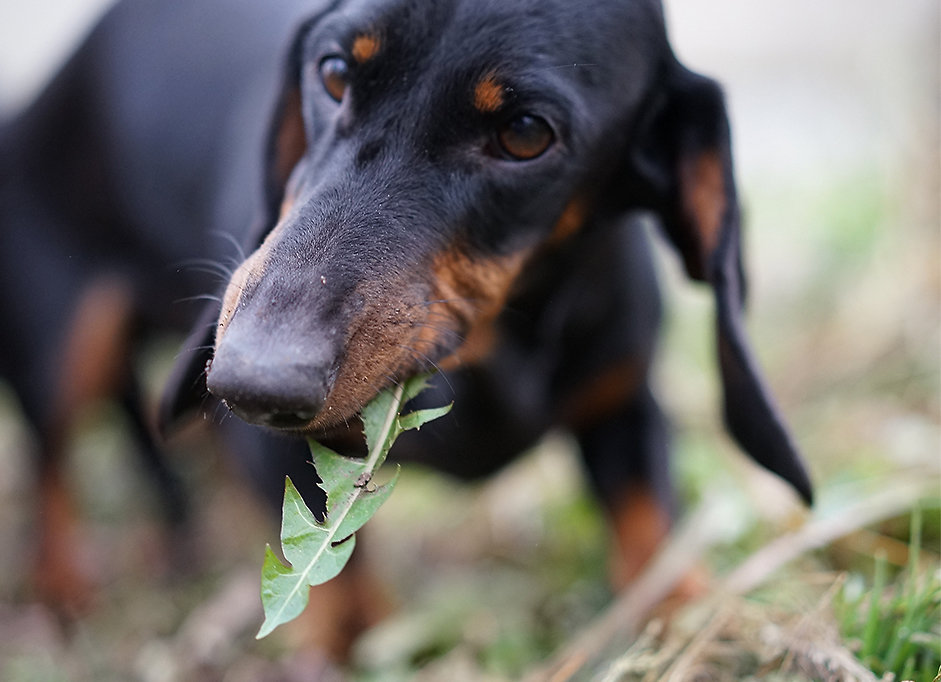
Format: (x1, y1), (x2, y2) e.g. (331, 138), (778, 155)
(206, 324), (334, 431)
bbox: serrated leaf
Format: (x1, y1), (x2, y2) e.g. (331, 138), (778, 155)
(257, 478), (358, 639)
(334, 468), (401, 540)
(257, 374), (451, 639)
(307, 439), (365, 494)
(398, 404), (453, 433)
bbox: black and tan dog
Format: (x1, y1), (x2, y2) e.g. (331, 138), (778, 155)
(166, 0), (814, 570)
(1, 0), (811, 628)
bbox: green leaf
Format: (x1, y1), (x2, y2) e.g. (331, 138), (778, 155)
(257, 374), (451, 639)
(398, 404), (453, 433)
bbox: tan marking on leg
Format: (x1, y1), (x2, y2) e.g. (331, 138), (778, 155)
(608, 484), (709, 609)
(36, 277), (136, 614)
(51, 276), (135, 440)
(34, 462), (95, 614)
(608, 484), (672, 590)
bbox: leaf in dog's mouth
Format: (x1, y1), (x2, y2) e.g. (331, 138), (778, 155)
(257, 374), (451, 639)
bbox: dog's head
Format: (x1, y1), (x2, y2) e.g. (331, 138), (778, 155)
(163, 0), (811, 502)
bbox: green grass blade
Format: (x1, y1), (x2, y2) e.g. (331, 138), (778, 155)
(861, 550), (887, 660)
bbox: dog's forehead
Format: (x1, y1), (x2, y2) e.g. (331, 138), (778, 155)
(325, 0), (666, 85)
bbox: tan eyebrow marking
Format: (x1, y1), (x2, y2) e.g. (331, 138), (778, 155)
(352, 32), (382, 63)
(473, 73), (506, 113)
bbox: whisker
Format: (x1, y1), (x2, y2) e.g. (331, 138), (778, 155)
(544, 62), (598, 71)
(396, 344), (455, 396)
(417, 297), (478, 308)
(175, 293), (222, 305)
(175, 263), (235, 282)
(210, 229), (248, 262)
(212, 400), (230, 426)
(410, 322), (465, 345)
(421, 308), (462, 322)
(369, 375), (397, 397)
(175, 256), (234, 274)
(382, 375), (406, 396)
(168, 341), (215, 365)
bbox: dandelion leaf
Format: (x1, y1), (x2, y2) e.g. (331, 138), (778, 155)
(257, 374), (450, 638)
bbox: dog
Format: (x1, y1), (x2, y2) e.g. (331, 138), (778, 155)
(162, 0), (814, 596)
(2, 0), (811, 638)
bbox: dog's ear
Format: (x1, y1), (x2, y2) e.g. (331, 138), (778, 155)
(159, 19), (315, 435)
(259, 24), (310, 239)
(626, 60), (813, 504)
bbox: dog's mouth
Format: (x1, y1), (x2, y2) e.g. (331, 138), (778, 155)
(226, 402), (320, 431)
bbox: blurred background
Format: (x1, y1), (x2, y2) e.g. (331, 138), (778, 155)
(0, 1), (938, 680)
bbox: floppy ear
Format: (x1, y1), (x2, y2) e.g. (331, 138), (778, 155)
(627, 60), (813, 504)
(158, 20), (313, 435)
(260, 25), (309, 234)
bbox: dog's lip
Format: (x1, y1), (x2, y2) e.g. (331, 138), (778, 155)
(219, 398), (315, 430)
(260, 409), (319, 430)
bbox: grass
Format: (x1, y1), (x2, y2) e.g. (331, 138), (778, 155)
(836, 507), (941, 682)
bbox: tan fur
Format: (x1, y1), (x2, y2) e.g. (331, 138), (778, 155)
(473, 73), (506, 113)
(680, 150), (725, 270)
(561, 358), (645, 428)
(608, 484), (672, 590)
(352, 33), (382, 63)
(309, 246), (531, 429)
(51, 277), (134, 439)
(550, 195), (590, 244)
(39, 276), (135, 611)
(427, 246), (530, 367)
(274, 88), (307, 192)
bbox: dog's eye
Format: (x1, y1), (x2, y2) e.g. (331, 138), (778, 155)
(497, 114), (554, 160)
(319, 56), (349, 102)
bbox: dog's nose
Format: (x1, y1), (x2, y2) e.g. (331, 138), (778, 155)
(206, 330), (331, 430)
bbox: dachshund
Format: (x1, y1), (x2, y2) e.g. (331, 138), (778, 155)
(1, 0), (810, 643)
